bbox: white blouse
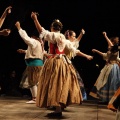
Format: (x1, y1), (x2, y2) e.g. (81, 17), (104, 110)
(39, 27), (79, 57)
(72, 40), (79, 49)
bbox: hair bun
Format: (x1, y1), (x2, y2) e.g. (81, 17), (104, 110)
(51, 19), (63, 31)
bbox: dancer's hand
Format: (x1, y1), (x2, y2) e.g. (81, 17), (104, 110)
(102, 31), (107, 37)
(17, 49), (26, 54)
(31, 12), (38, 20)
(5, 6), (12, 15)
(15, 21), (21, 30)
(92, 49), (97, 53)
(81, 29), (85, 35)
(0, 29), (11, 36)
(86, 55), (93, 60)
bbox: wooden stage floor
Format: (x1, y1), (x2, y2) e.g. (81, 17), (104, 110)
(0, 96), (116, 120)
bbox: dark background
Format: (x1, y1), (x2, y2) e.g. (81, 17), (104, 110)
(0, 0), (120, 94)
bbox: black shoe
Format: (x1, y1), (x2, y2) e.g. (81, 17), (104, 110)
(46, 112), (62, 117)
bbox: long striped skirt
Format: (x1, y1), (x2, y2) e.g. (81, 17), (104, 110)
(89, 63), (120, 102)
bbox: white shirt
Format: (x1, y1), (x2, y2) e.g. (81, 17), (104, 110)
(19, 28), (44, 60)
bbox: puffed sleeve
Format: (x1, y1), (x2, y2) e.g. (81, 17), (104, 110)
(19, 28), (38, 48)
(73, 40), (79, 49)
(39, 27), (67, 45)
(65, 40), (79, 57)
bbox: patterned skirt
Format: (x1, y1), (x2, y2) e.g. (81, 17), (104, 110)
(89, 63), (120, 102)
(36, 56), (83, 108)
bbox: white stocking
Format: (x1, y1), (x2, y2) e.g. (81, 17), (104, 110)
(30, 85), (37, 100)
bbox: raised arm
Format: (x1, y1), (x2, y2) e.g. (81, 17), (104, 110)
(76, 28), (85, 41)
(0, 6), (12, 28)
(15, 21), (38, 47)
(102, 32), (113, 48)
(31, 12), (42, 34)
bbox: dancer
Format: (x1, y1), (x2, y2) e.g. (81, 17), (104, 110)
(64, 29), (85, 51)
(89, 33), (120, 103)
(17, 46), (48, 89)
(64, 29), (88, 100)
(15, 21), (44, 104)
(102, 31), (120, 63)
(17, 47), (48, 98)
(0, 6), (12, 36)
(31, 12), (93, 117)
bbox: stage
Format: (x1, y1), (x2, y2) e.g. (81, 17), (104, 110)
(0, 96), (116, 120)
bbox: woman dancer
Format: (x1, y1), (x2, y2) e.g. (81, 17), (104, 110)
(31, 12), (93, 117)
(89, 33), (120, 103)
(64, 29), (88, 100)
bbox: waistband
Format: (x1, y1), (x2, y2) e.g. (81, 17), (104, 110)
(25, 58), (43, 66)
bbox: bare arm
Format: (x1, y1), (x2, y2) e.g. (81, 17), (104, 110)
(76, 28), (85, 42)
(76, 50), (93, 60)
(102, 32), (113, 48)
(31, 12), (42, 34)
(65, 39), (93, 60)
(0, 6), (12, 28)
(92, 49), (104, 56)
(17, 49), (26, 54)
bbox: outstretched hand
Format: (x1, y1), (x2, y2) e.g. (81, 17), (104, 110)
(86, 55), (93, 60)
(92, 49), (97, 53)
(17, 49), (26, 54)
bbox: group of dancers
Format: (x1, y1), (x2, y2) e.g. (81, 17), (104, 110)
(0, 6), (120, 119)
